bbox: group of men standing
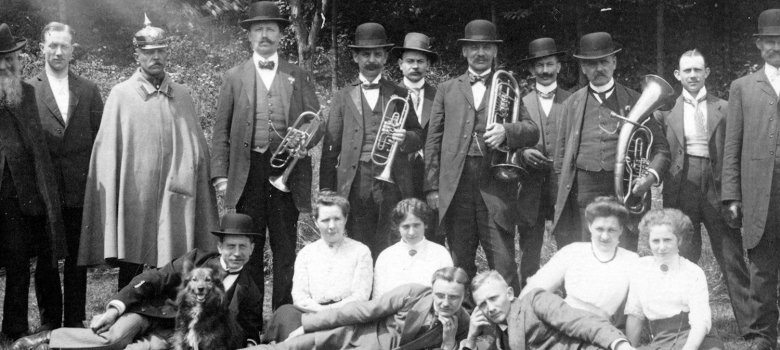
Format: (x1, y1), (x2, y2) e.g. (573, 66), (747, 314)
(4, 2), (780, 350)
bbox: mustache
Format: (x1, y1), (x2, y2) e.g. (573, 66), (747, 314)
(365, 63), (383, 70)
(537, 73), (554, 80)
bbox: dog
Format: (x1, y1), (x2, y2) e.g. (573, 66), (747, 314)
(172, 262), (241, 350)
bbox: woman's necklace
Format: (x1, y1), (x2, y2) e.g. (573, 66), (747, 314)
(659, 256), (680, 273)
(591, 244), (618, 263)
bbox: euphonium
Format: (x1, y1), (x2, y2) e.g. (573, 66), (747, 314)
(371, 95), (410, 183)
(486, 69), (527, 183)
(269, 110), (323, 192)
(612, 74), (674, 214)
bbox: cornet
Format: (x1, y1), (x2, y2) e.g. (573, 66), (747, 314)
(371, 95), (410, 183)
(486, 69), (527, 183)
(269, 110), (323, 192)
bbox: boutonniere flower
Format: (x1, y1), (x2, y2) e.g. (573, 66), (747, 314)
(288, 77), (296, 85)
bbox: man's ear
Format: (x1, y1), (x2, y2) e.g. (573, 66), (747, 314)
(507, 286), (515, 298)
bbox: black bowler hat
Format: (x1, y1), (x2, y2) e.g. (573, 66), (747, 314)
(391, 32), (439, 63)
(211, 213), (263, 238)
(0, 23), (27, 54)
(754, 9), (780, 36)
(458, 19), (502, 44)
(522, 37), (566, 62)
(240, 1), (290, 30)
(348, 23), (394, 49)
(573, 32), (621, 60)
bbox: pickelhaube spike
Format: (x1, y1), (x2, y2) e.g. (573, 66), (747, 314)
(133, 13), (168, 50)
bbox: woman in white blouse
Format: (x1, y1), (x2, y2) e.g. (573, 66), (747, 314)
(626, 209), (723, 350)
(373, 198), (453, 298)
(520, 196), (639, 321)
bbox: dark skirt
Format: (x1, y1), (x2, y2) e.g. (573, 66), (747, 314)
(639, 313), (724, 350)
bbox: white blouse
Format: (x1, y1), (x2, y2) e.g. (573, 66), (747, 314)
(373, 239), (453, 298)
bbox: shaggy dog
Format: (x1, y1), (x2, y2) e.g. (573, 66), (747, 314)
(172, 263), (241, 350)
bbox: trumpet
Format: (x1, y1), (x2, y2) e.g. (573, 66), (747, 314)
(486, 69), (527, 183)
(370, 95), (410, 183)
(269, 110), (323, 192)
(612, 74), (674, 214)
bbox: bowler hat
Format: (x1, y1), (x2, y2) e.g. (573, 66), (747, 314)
(754, 9), (780, 36)
(0, 23), (27, 54)
(240, 1), (290, 30)
(522, 37), (566, 62)
(573, 32), (621, 60)
(348, 23), (394, 49)
(458, 19), (502, 44)
(391, 32), (438, 63)
(211, 213), (263, 237)
(133, 14), (168, 50)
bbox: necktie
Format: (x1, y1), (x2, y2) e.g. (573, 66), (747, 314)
(537, 89), (555, 99)
(409, 88), (422, 110)
(469, 72), (490, 85)
(591, 85), (615, 104)
(684, 95), (707, 135)
(362, 83), (380, 90)
(258, 60), (275, 70)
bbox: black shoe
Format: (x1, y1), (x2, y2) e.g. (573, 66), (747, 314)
(10, 330), (51, 350)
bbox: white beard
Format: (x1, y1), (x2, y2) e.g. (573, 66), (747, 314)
(0, 73), (23, 109)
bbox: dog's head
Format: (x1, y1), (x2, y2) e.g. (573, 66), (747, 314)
(178, 261), (226, 306)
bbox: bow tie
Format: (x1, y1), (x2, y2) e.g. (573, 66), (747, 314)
(469, 73), (491, 85)
(537, 89), (555, 99)
(258, 60), (275, 70)
(362, 83), (380, 90)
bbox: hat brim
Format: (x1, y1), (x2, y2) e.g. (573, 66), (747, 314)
(573, 48), (621, 60)
(210, 230), (263, 237)
(753, 32), (780, 37)
(521, 50), (567, 62)
(240, 18), (290, 30)
(391, 47), (439, 63)
(0, 38), (26, 54)
(348, 44), (395, 49)
(458, 39), (503, 44)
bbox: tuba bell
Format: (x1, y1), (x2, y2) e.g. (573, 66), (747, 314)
(269, 110), (323, 192)
(371, 95), (411, 184)
(611, 74), (675, 214)
(486, 69), (528, 183)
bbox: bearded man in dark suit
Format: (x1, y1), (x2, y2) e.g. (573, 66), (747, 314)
(516, 37), (571, 286)
(211, 1), (320, 319)
(424, 19), (538, 293)
(28, 21), (104, 330)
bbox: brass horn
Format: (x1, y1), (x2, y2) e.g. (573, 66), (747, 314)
(612, 74), (674, 214)
(269, 110), (323, 192)
(486, 69), (527, 182)
(371, 95), (411, 183)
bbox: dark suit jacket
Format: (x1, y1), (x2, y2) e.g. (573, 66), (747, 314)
(552, 83), (671, 234)
(115, 249), (263, 343)
(488, 288), (624, 350)
(722, 68), (780, 249)
(424, 72), (539, 230)
(27, 71), (103, 208)
(658, 93), (727, 209)
(402, 81), (436, 199)
(517, 87), (571, 226)
(211, 58), (320, 212)
(301, 283), (469, 350)
(320, 78), (423, 198)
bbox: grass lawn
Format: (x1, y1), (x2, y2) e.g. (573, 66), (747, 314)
(0, 201), (753, 349)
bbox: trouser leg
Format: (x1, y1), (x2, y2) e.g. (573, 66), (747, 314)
(267, 188), (298, 309)
(444, 166), (480, 280)
(675, 156), (706, 263)
(33, 213), (63, 329)
(49, 312), (151, 349)
(478, 208), (520, 294)
(62, 207), (88, 326)
(518, 214), (545, 288)
(0, 199), (33, 337)
(347, 161), (401, 261)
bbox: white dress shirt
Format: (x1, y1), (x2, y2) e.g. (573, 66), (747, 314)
(682, 87), (710, 158)
(359, 73), (382, 110)
(469, 68), (491, 108)
(404, 77), (425, 122)
(765, 63), (780, 96)
(252, 51), (279, 89)
(536, 81), (557, 116)
(46, 70), (70, 123)
(589, 78), (615, 103)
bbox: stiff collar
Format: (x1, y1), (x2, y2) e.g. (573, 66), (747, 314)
(536, 81), (557, 94)
(220, 256), (244, 274)
(359, 73), (382, 85)
(682, 86), (707, 102)
(468, 68), (492, 78)
(589, 78), (615, 93)
(134, 68), (173, 99)
(404, 77), (425, 90)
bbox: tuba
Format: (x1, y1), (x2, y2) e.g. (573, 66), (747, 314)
(371, 95), (410, 183)
(486, 70), (527, 183)
(612, 74), (674, 214)
(269, 110), (323, 192)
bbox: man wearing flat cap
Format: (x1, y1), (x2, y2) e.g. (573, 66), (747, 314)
(425, 19), (538, 293)
(78, 15), (218, 289)
(392, 32), (444, 244)
(516, 37), (571, 286)
(0, 22), (64, 341)
(320, 22), (423, 260)
(13, 213), (264, 350)
(211, 0), (320, 317)
(552, 32), (670, 251)
(722, 8), (780, 350)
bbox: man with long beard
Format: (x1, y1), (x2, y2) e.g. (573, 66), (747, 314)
(0, 22), (64, 340)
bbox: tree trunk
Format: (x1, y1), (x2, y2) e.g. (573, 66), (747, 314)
(58, 0), (67, 22)
(289, 0), (323, 70)
(330, 0), (337, 91)
(574, 0), (586, 87)
(656, 0), (665, 76)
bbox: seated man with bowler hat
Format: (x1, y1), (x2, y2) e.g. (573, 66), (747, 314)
(552, 32), (670, 251)
(12, 213), (264, 350)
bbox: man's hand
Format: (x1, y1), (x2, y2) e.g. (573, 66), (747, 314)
(522, 148), (552, 170)
(724, 200), (743, 229)
(463, 309), (491, 349)
(439, 315), (458, 350)
(90, 307), (120, 335)
(631, 173), (656, 196)
(213, 177), (228, 194)
(426, 191), (439, 210)
(484, 123), (507, 149)
(286, 326), (304, 340)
